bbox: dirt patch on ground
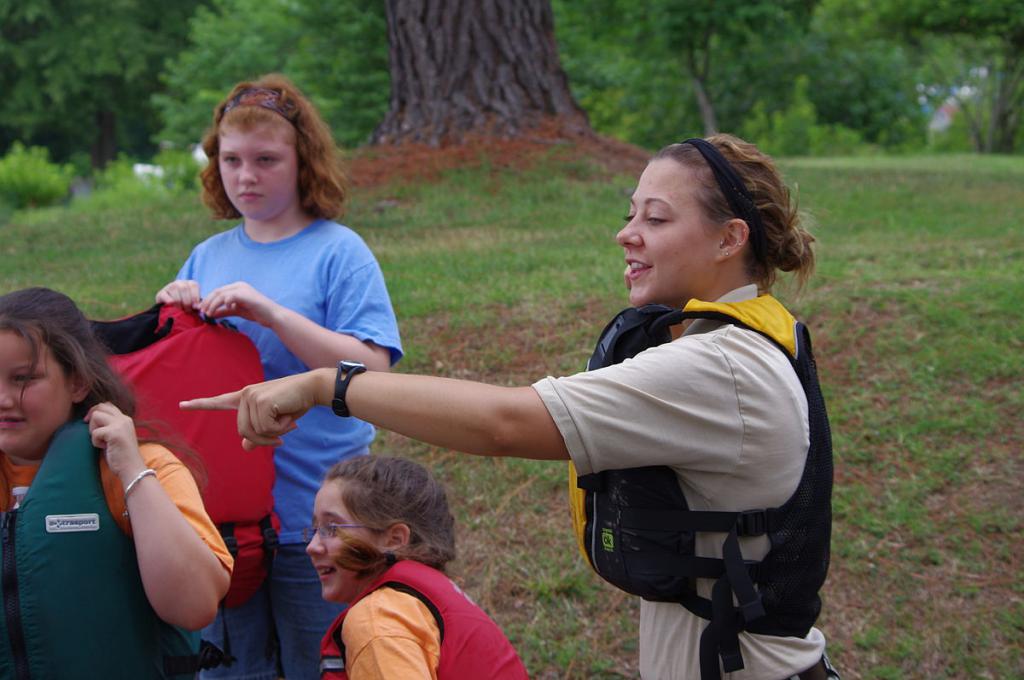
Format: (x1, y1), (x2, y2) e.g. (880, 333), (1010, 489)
(347, 124), (651, 189)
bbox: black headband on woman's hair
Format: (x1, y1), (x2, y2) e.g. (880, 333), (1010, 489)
(682, 138), (767, 262)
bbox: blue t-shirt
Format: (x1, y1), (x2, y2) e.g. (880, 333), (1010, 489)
(177, 219), (402, 543)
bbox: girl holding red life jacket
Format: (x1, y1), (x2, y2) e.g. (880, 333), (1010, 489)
(308, 455), (527, 680)
(0, 287), (233, 678)
(156, 74), (402, 679)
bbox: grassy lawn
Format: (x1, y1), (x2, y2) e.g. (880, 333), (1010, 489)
(2, 151), (1022, 678)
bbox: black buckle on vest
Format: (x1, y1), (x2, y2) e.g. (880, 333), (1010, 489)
(737, 510), (768, 536)
(164, 642), (230, 676)
(197, 639), (231, 670)
(259, 515), (280, 553)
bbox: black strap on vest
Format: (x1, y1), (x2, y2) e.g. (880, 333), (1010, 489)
(217, 515), (280, 568)
(258, 515), (280, 666)
(218, 522), (239, 558)
(588, 304), (681, 370)
(163, 640), (225, 676)
(259, 515), (280, 554)
(211, 603), (237, 668)
(674, 309), (775, 677)
(212, 523), (239, 668)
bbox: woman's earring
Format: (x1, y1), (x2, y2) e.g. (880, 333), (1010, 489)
(384, 551), (397, 566)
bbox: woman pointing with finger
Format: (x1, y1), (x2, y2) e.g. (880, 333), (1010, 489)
(185, 134), (837, 680)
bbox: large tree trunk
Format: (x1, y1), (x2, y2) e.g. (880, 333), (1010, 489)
(373, 0), (591, 146)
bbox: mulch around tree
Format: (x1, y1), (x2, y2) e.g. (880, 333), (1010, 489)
(347, 127), (651, 189)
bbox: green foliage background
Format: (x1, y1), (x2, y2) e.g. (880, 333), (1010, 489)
(3, 0), (1022, 169)
(154, 0), (388, 150)
(0, 0), (204, 168)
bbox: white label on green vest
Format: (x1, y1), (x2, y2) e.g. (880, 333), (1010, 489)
(45, 514), (100, 532)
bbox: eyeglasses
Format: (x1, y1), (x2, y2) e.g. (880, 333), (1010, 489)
(301, 523), (371, 542)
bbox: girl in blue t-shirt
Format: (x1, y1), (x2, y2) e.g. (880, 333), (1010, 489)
(156, 74), (402, 680)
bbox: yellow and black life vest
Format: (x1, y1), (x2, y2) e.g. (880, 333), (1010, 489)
(568, 295), (833, 680)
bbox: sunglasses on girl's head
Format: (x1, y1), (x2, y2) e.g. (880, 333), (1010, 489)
(302, 523), (369, 542)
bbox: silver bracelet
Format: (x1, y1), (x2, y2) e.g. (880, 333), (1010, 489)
(123, 468), (157, 500)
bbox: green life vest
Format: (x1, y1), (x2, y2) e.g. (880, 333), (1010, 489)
(0, 421), (200, 679)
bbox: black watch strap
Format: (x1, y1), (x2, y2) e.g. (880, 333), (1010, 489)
(331, 361), (367, 417)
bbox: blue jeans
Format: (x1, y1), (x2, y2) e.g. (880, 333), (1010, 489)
(200, 543), (346, 680)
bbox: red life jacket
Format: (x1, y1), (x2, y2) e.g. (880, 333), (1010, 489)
(91, 304), (279, 608)
(320, 560), (528, 680)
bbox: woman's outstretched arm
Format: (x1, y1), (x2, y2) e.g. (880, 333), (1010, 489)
(182, 368), (569, 461)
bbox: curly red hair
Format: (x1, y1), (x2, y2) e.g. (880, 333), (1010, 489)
(200, 74), (348, 221)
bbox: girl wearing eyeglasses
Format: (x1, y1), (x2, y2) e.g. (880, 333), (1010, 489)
(307, 455), (527, 679)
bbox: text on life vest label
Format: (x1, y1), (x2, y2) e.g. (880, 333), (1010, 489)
(45, 514), (100, 533)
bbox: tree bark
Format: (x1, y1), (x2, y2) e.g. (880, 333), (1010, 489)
(373, 0), (591, 146)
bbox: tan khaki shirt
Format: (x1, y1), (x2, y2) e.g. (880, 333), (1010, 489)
(533, 286), (826, 679)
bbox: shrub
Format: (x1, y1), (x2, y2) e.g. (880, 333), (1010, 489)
(741, 76), (869, 157)
(153, 148), (203, 193)
(72, 151), (201, 212)
(72, 157), (171, 212)
(926, 107), (974, 153)
(0, 143), (74, 209)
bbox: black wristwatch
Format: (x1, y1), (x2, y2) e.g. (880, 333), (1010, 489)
(331, 360), (367, 417)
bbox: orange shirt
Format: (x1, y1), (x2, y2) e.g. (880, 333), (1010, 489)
(342, 587), (443, 680)
(0, 443), (233, 575)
